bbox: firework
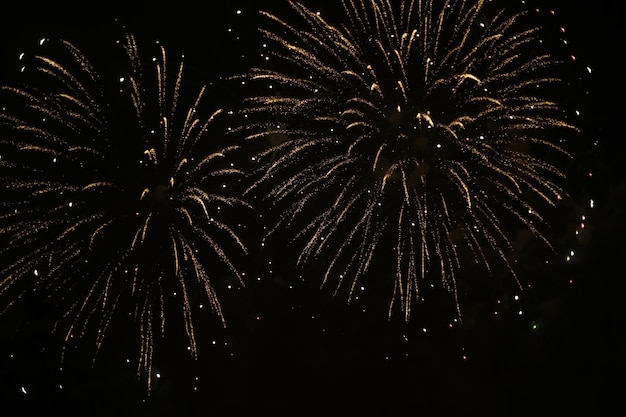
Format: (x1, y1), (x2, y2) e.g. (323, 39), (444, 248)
(0, 32), (251, 388)
(234, 0), (578, 322)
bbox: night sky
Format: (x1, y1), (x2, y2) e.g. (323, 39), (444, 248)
(1, 1), (624, 416)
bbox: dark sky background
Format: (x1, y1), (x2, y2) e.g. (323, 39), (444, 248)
(0, 1), (624, 416)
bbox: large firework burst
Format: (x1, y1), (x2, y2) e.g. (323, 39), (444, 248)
(0, 32), (250, 388)
(235, 0), (578, 322)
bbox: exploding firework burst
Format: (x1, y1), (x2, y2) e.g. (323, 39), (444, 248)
(234, 0), (579, 322)
(0, 32), (251, 388)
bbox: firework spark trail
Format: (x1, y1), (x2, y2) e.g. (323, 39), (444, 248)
(234, 0), (578, 322)
(0, 33), (250, 389)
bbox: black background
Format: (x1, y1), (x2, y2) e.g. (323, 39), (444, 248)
(1, 1), (624, 416)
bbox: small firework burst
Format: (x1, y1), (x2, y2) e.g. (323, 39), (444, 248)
(0, 32), (251, 388)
